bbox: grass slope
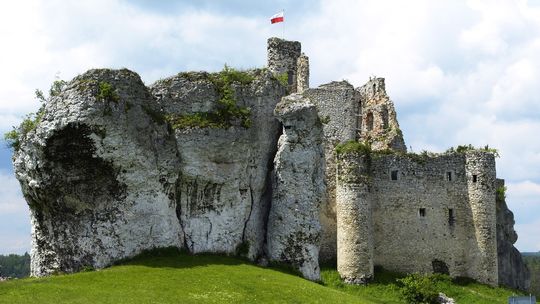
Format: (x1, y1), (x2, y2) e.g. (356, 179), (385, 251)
(0, 249), (533, 303)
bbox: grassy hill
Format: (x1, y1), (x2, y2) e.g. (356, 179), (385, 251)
(0, 249), (533, 303)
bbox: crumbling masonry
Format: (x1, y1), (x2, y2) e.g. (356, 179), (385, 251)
(12, 37), (529, 291)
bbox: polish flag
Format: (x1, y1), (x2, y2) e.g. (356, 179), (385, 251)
(271, 11), (284, 24)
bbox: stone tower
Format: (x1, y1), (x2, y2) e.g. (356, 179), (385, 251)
(267, 37), (302, 93)
(465, 151), (499, 286)
(335, 148), (374, 284)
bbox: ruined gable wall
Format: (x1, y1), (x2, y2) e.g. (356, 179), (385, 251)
(357, 78), (406, 152)
(369, 152), (498, 285)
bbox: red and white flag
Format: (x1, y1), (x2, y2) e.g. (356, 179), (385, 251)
(270, 11), (284, 24)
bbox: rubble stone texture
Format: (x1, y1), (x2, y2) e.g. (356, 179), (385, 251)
(356, 77), (406, 152)
(267, 37), (301, 93)
(296, 53), (309, 93)
(12, 37), (529, 290)
(336, 151), (374, 284)
(267, 93), (325, 281)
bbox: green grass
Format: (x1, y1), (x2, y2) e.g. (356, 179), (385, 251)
(0, 249), (532, 303)
(322, 266), (534, 304)
(0, 250), (366, 304)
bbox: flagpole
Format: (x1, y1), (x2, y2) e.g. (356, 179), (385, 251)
(282, 9), (285, 39)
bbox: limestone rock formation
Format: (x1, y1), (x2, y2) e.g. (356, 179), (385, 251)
(150, 70), (285, 259)
(267, 93), (325, 281)
(14, 69), (182, 276)
(496, 179), (531, 291)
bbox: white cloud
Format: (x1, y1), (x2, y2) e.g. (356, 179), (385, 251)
(515, 219), (540, 252)
(0, 171), (30, 254)
(0, 171), (27, 214)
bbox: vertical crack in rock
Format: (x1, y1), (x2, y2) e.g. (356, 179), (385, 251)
(241, 184), (255, 244)
(175, 178), (189, 251)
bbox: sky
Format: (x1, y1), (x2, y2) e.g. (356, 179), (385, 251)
(0, 0), (539, 254)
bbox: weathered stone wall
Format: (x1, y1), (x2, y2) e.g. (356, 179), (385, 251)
(151, 70), (286, 259)
(336, 151), (374, 284)
(296, 53), (309, 93)
(266, 93), (325, 281)
(356, 78), (406, 152)
(368, 151), (497, 286)
(496, 179), (531, 291)
(465, 151), (498, 286)
(303, 81), (359, 261)
(267, 37), (301, 93)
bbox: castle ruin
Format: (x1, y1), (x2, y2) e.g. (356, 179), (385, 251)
(11, 37), (529, 291)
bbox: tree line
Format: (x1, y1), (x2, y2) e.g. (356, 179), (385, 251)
(522, 253), (540, 298)
(0, 253), (30, 278)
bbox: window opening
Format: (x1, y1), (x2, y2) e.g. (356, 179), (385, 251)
(366, 112), (374, 131)
(472, 175), (477, 183)
(391, 170), (398, 181)
(446, 171), (452, 181)
(448, 209), (455, 226)
(419, 208), (426, 217)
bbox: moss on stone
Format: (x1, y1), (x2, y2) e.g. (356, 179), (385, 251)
(166, 65), (254, 130)
(96, 82), (120, 103)
(4, 107), (45, 151)
(335, 140), (371, 155)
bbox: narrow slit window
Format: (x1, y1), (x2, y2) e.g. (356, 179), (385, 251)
(448, 209), (455, 226)
(391, 170), (398, 181)
(419, 208), (426, 217)
(472, 174), (477, 183)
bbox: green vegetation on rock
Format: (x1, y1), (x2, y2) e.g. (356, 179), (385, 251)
(165, 65), (254, 129)
(3, 108), (45, 151)
(274, 72), (289, 87)
(446, 144), (500, 157)
(96, 81), (120, 103)
(335, 140), (372, 155)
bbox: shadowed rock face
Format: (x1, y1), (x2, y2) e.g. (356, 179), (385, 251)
(496, 179), (531, 291)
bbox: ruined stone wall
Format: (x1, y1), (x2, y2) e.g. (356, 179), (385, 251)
(368, 152), (498, 286)
(356, 78), (406, 152)
(336, 151), (374, 283)
(296, 53), (309, 93)
(303, 81), (359, 261)
(267, 37), (301, 93)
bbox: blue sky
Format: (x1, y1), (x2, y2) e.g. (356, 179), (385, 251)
(0, 0), (539, 254)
